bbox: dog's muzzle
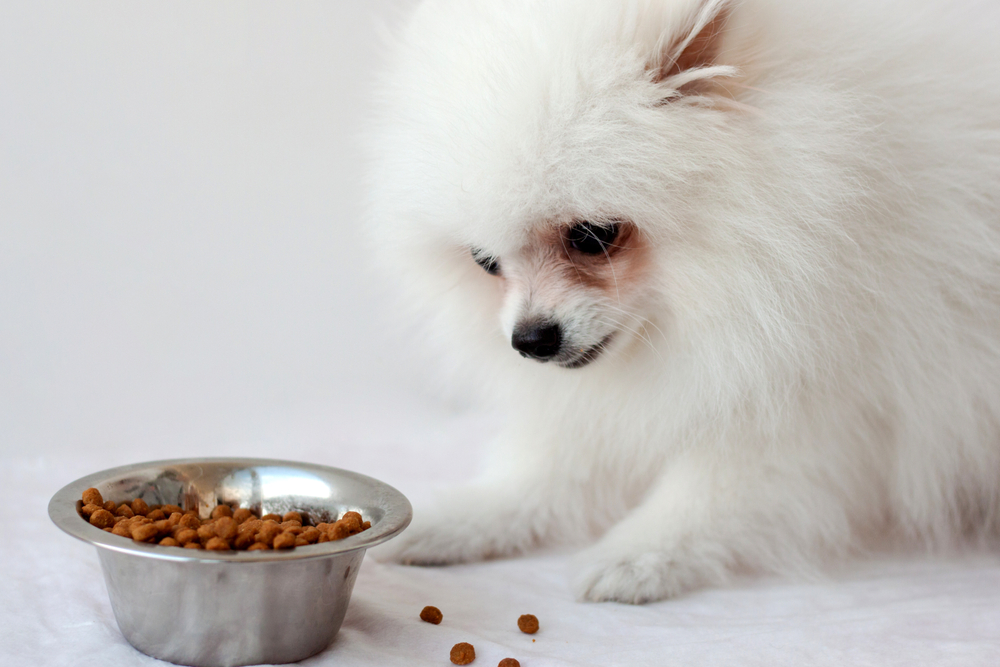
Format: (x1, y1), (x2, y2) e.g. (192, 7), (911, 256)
(511, 320), (562, 361)
(511, 321), (613, 369)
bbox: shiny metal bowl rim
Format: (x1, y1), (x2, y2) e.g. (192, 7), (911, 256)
(48, 457), (412, 563)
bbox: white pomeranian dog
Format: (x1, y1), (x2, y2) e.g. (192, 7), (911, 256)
(366, 0), (1000, 603)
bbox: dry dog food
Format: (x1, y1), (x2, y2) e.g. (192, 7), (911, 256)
(79, 487), (370, 551)
(517, 614), (539, 634)
(419, 605), (443, 624)
(450, 642), (476, 665)
(498, 660), (520, 667)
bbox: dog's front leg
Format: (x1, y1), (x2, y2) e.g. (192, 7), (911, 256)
(373, 437), (593, 565)
(572, 444), (867, 603)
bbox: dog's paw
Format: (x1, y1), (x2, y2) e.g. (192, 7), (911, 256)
(371, 513), (480, 565)
(371, 495), (536, 565)
(571, 541), (715, 604)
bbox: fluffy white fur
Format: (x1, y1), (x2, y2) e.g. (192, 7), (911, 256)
(366, 0), (1000, 603)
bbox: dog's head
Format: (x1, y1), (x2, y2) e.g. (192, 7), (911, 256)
(469, 218), (652, 369)
(371, 0), (762, 372)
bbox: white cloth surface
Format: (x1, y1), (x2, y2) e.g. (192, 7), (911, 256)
(5, 403), (1000, 667)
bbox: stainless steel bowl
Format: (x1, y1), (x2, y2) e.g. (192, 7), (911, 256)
(48, 458), (411, 667)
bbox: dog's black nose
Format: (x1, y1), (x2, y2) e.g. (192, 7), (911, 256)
(512, 321), (562, 360)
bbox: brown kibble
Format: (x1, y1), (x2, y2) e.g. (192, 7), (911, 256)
(196, 524), (216, 542)
(341, 511), (363, 532)
(131, 498), (149, 516)
(103, 500), (118, 513)
(273, 532), (297, 549)
(175, 529), (198, 545)
(89, 509), (115, 529)
(214, 517), (238, 541)
(79, 494), (367, 551)
(103, 527), (113, 532)
(419, 606), (443, 624)
(232, 508), (254, 524)
(237, 519), (262, 536)
(233, 531), (256, 550)
(131, 523), (159, 542)
(256, 522), (282, 547)
(450, 642), (475, 665)
(498, 660), (520, 667)
(326, 520), (352, 540)
(517, 615), (539, 634)
(362, 520), (371, 530)
(205, 537), (230, 551)
(82, 487), (104, 507)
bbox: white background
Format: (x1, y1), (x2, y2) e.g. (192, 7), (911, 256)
(2, 2), (998, 665)
(0, 1), (450, 467)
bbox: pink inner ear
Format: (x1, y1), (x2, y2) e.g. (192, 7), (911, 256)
(653, 2), (730, 84)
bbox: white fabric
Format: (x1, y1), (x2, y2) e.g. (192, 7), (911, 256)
(6, 406), (1000, 667)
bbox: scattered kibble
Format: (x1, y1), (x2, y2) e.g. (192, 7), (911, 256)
(78, 490), (370, 551)
(498, 659), (520, 667)
(450, 642), (476, 665)
(419, 605), (443, 624)
(517, 614), (539, 634)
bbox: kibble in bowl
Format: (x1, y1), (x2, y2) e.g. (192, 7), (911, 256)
(49, 458), (411, 667)
(80, 488), (372, 552)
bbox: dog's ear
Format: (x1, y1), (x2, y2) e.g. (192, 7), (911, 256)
(648, 0), (733, 94)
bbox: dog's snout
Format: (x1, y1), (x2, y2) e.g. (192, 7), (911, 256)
(512, 321), (562, 361)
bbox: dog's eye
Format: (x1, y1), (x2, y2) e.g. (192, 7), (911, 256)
(471, 249), (500, 275)
(567, 222), (620, 255)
